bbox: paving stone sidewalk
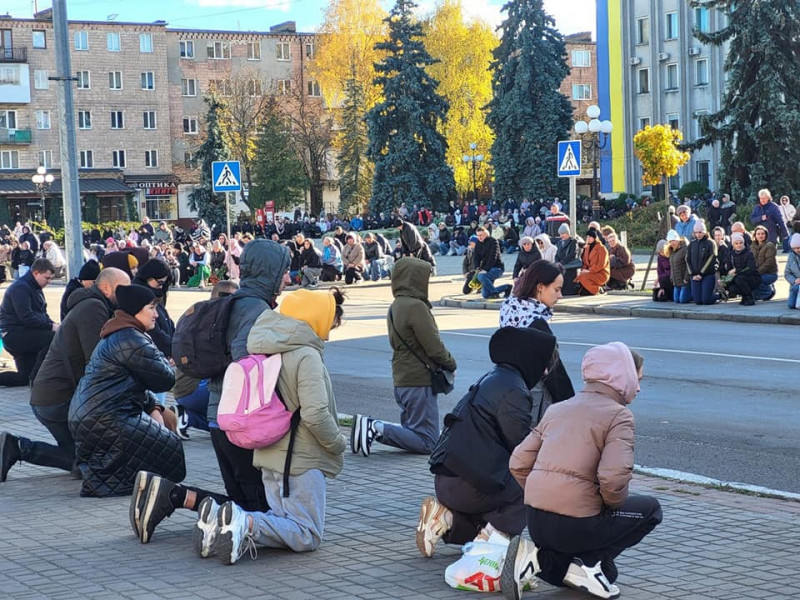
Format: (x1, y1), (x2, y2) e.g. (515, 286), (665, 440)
(2, 386), (799, 600)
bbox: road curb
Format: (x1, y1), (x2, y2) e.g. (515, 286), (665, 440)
(439, 295), (799, 326)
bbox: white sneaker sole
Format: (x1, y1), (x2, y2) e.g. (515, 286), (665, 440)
(415, 497), (444, 558)
(139, 475), (163, 544)
(350, 415), (362, 455)
(193, 498), (218, 559)
(563, 575), (620, 599)
(129, 471), (152, 541)
(359, 417), (372, 457)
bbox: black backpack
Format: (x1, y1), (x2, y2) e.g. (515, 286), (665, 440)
(172, 296), (236, 379)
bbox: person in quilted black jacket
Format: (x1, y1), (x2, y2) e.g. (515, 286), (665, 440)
(69, 285), (184, 498)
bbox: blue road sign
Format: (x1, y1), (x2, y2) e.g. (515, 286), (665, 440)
(212, 161), (242, 192)
(557, 140), (582, 177)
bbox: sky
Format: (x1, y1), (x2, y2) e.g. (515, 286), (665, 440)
(4, 0), (597, 38)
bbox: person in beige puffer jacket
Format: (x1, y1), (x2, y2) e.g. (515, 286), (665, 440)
(500, 342), (662, 600)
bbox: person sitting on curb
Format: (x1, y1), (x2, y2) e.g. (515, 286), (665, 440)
(785, 234), (800, 309)
(417, 326), (557, 558)
(352, 258), (456, 457)
(501, 343), (662, 600)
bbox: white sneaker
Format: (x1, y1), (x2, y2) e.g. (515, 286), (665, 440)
(500, 535), (540, 600)
(563, 559), (620, 599)
(214, 501), (257, 565)
(415, 496), (453, 557)
(193, 497), (220, 558)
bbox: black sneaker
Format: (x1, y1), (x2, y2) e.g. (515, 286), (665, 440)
(139, 474), (177, 544)
(0, 432), (21, 483)
(351, 414), (377, 457)
(171, 406), (191, 440)
(129, 470), (154, 539)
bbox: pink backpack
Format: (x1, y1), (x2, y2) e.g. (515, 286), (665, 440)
(218, 354), (295, 450)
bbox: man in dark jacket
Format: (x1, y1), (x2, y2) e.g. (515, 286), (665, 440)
(362, 232), (385, 281)
(437, 223), (452, 256)
(473, 227), (512, 299)
(419, 326), (555, 557)
(0, 268), (130, 482)
(0, 258), (57, 387)
(352, 258), (456, 457)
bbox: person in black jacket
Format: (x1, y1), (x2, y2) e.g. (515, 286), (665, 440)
(418, 326), (556, 557)
(362, 232), (385, 281)
(299, 239), (323, 287)
(723, 233), (761, 305)
(437, 223), (451, 256)
(19, 225), (39, 255)
(512, 237), (542, 280)
(473, 227), (512, 299)
(0, 258), (57, 387)
(397, 219), (437, 268)
(60, 260), (101, 321)
(687, 220), (719, 305)
(0, 268), (130, 482)
(69, 284), (184, 498)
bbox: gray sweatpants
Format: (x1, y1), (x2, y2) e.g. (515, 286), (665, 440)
(379, 386), (439, 454)
(248, 468), (326, 552)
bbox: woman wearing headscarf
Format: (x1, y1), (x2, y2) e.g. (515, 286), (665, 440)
(574, 228), (610, 296)
(533, 234), (556, 262)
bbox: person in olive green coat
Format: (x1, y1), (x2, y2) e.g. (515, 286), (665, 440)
(351, 257), (456, 457)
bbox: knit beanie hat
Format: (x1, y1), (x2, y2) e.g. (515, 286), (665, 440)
(791, 233), (800, 248)
(558, 223), (570, 235)
(731, 232), (744, 245)
(666, 230), (680, 242)
(116, 284), (156, 317)
(137, 258), (170, 281)
(586, 227), (599, 240)
(78, 260), (101, 281)
(656, 240), (667, 253)
(694, 220), (707, 233)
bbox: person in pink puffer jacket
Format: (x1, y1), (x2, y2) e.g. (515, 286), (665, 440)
(500, 342), (662, 600)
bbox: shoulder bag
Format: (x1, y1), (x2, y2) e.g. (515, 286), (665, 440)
(388, 308), (454, 395)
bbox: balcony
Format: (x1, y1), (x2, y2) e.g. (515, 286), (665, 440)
(0, 47), (28, 63)
(0, 129), (32, 144)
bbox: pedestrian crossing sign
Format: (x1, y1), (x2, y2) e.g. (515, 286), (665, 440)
(557, 140), (582, 177)
(212, 161), (242, 192)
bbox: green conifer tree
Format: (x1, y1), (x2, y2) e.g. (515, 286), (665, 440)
(366, 0), (455, 214)
(188, 95), (232, 228)
(486, 0), (573, 203)
(690, 0), (800, 201)
(337, 64), (372, 215)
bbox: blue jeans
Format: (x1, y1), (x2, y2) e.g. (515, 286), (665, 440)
(754, 273), (778, 300)
(176, 380), (210, 431)
(691, 274), (718, 305)
(789, 284), (800, 309)
(476, 267), (510, 299)
(367, 259), (383, 281)
(673, 285), (692, 304)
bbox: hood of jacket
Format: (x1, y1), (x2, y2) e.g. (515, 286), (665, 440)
(66, 284), (115, 311)
(279, 289), (335, 341)
(100, 310), (146, 338)
(237, 239), (290, 303)
(581, 341), (639, 404)
(247, 306), (323, 355)
(534, 233), (552, 250)
(489, 326), (556, 388)
(391, 257), (431, 305)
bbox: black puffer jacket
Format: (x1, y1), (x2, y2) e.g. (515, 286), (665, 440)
(513, 246), (543, 278)
(429, 327), (555, 493)
(69, 312), (184, 497)
(687, 236), (717, 277)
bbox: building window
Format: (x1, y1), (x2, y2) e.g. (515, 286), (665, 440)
(247, 41), (261, 60)
(695, 7), (710, 33)
(184, 151), (198, 169)
(32, 30), (46, 49)
(669, 172), (680, 190)
(210, 79), (231, 96)
(109, 71), (123, 90)
(695, 59), (709, 85)
(143, 111), (157, 129)
(78, 110), (92, 129)
(112, 150), (126, 168)
(0, 150), (20, 170)
(180, 40), (194, 58)
(183, 117), (198, 134)
(139, 33), (153, 53)
(248, 79), (262, 96)
(141, 71), (155, 90)
(571, 83), (592, 100)
(638, 68), (650, 93)
(74, 31), (88, 51)
(307, 80), (321, 97)
(207, 41), (230, 59)
(305, 43), (314, 59)
(666, 63), (679, 90)
(79, 150), (94, 168)
(145, 150), (158, 168)
(639, 117), (651, 130)
(111, 110), (125, 129)
(38, 150), (53, 168)
(34, 69), (49, 90)
(697, 161), (711, 188)
(277, 42), (290, 61)
(636, 17), (649, 45)
(181, 78), (197, 97)
(276, 79), (290, 95)
(77, 70), (91, 89)
(571, 50), (591, 67)
(0, 110), (17, 129)
(667, 114), (680, 130)
(665, 12), (679, 40)
(694, 110), (708, 140)
(107, 32), (120, 51)
(0, 65), (21, 86)
(36, 110), (51, 130)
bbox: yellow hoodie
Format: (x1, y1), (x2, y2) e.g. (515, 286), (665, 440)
(278, 288), (336, 340)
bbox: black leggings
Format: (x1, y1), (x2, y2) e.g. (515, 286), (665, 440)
(210, 428), (269, 512)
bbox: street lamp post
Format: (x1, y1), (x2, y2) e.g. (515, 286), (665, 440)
(574, 105), (613, 220)
(31, 166), (55, 224)
(462, 142), (484, 202)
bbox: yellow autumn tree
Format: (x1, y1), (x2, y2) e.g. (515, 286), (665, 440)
(424, 0), (498, 197)
(311, 0), (387, 110)
(633, 124), (690, 189)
